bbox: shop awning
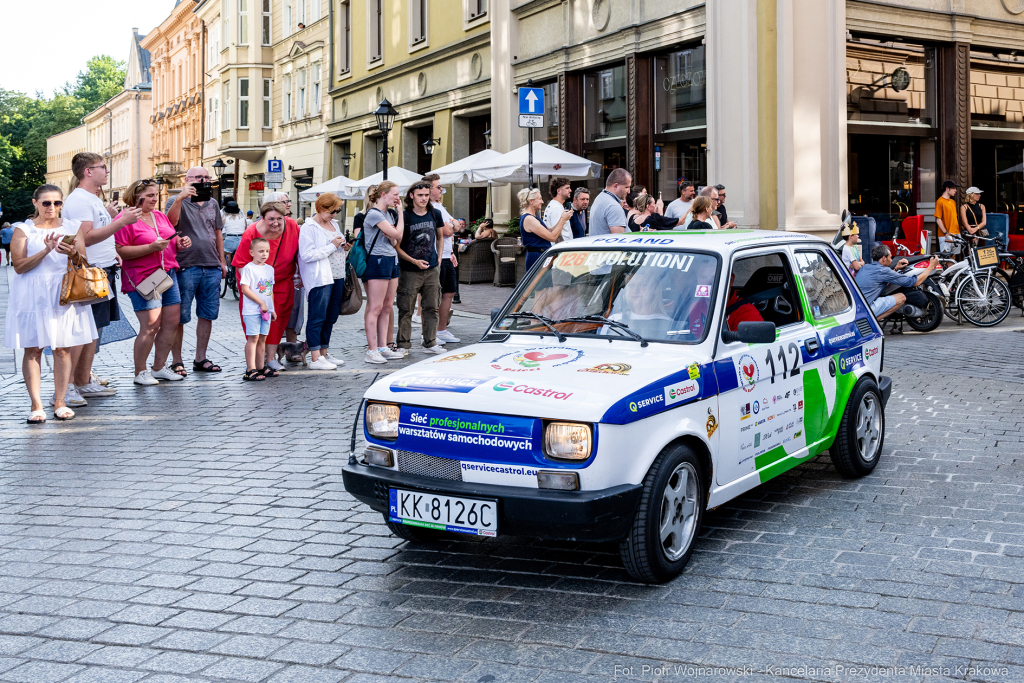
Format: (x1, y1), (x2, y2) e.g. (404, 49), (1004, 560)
(471, 142), (602, 184)
(298, 175), (359, 202)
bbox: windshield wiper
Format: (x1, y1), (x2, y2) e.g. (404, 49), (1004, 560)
(554, 315), (649, 347)
(505, 312), (566, 342)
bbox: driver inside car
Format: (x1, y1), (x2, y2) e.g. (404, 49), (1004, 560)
(604, 267), (675, 339)
(725, 273), (765, 331)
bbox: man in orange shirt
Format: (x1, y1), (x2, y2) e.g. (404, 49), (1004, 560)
(934, 180), (959, 253)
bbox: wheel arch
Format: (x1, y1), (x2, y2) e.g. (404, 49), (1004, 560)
(660, 434), (714, 506)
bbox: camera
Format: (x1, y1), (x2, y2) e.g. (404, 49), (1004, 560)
(191, 182), (213, 203)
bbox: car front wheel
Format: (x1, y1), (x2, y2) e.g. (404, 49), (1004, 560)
(619, 444), (705, 583)
(830, 377), (885, 478)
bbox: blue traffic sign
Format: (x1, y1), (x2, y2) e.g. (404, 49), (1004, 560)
(268, 159), (283, 173)
(518, 87), (544, 115)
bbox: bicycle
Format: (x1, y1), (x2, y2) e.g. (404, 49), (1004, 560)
(221, 249), (239, 300)
(935, 234), (1011, 327)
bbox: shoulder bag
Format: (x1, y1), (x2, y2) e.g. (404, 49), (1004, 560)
(967, 205), (990, 238)
(125, 219), (173, 300)
(60, 248), (111, 306)
(340, 262), (363, 315)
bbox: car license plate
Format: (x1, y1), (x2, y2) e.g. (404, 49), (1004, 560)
(389, 488), (498, 537)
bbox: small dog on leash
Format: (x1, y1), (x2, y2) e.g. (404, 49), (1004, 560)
(276, 341), (309, 367)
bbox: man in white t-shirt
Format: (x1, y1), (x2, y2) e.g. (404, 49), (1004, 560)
(62, 152), (143, 402)
(422, 174), (463, 344)
(544, 176), (573, 243)
(665, 180), (695, 221)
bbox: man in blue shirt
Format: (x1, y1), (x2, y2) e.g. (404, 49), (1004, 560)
(857, 244), (938, 319)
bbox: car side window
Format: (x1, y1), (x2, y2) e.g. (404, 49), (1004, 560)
(793, 250), (852, 319)
(726, 252), (803, 331)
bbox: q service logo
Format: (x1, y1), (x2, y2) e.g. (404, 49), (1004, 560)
(629, 394), (664, 414)
(737, 354), (758, 392)
(491, 347), (584, 372)
(390, 373), (494, 393)
(838, 347), (864, 375)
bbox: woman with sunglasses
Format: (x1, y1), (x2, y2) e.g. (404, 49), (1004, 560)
(4, 184), (97, 423)
(298, 193), (351, 370)
(231, 195), (300, 374)
(115, 179), (193, 386)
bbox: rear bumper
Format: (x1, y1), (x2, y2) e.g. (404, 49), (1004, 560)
(342, 463), (643, 542)
(878, 375), (892, 407)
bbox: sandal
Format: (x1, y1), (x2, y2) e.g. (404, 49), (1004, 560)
(26, 410), (46, 424)
(170, 362), (188, 378)
(242, 369), (266, 381)
(54, 406), (75, 421)
(261, 365), (278, 378)
(387, 342), (400, 354)
(193, 359), (222, 373)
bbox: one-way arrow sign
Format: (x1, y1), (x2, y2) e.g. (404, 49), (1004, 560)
(518, 87), (544, 116)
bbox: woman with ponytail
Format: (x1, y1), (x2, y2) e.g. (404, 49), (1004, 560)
(362, 181), (404, 363)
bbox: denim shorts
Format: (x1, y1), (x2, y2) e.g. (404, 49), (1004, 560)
(871, 295), (898, 317)
(364, 254), (400, 280)
(128, 269), (181, 312)
(178, 266), (222, 324)
(242, 313), (271, 337)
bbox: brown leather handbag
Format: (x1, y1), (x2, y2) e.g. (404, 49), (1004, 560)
(339, 262), (363, 315)
(60, 251), (111, 306)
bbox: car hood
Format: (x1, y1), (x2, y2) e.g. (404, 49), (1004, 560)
(364, 337), (716, 424)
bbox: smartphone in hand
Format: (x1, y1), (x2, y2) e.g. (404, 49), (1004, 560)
(112, 191), (120, 203)
(61, 235), (75, 246)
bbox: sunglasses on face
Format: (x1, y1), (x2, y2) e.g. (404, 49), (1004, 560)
(330, 209), (342, 215)
(40, 200), (64, 208)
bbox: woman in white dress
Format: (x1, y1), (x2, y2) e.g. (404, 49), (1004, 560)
(4, 184), (97, 423)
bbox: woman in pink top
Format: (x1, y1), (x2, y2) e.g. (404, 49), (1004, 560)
(115, 179), (192, 386)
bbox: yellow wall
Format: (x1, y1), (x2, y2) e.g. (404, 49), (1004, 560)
(757, 0), (778, 232)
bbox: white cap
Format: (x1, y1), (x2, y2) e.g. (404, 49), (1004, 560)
(966, 186), (983, 194)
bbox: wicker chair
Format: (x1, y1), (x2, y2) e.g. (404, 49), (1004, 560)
(457, 238), (497, 284)
(492, 237), (525, 287)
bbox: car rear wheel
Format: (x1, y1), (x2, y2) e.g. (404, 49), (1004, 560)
(619, 444), (705, 583)
(385, 517), (448, 543)
(830, 377), (885, 478)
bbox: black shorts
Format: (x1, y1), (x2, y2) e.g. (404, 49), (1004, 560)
(440, 260), (457, 294)
(91, 266), (121, 329)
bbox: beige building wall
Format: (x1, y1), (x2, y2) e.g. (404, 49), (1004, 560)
(45, 125), (87, 199)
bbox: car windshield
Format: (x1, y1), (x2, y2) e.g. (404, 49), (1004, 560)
(495, 249), (720, 344)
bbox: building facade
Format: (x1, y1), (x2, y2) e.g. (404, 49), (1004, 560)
(82, 29), (154, 199)
(44, 125), (87, 198)
(141, 0), (205, 198)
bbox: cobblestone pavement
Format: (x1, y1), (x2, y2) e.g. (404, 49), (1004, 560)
(2, 282), (1024, 683)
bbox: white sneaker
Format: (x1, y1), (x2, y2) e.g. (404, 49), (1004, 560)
(380, 347), (405, 360)
(435, 337), (447, 345)
(365, 350), (388, 364)
(412, 314), (422, 324)
(309, 357), (338, 370)
(90, 371), (110, 387)
(65, 385), (88, 407)
(322, 352), (345, 366)
(421, 344), (446, 355)
(267, 358), (286, 372)
(437, 330), (461, 343)
(77, 382), (116, 397)
(134, 370), (159, 386)
(152, 366), (185, 381)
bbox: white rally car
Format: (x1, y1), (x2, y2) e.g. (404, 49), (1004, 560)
(343, 229), (890, 582)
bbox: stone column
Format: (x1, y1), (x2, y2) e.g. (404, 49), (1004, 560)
(627, 55), (653, 192)
(490, 0), (517, 223)
(938, 42), (971, 195)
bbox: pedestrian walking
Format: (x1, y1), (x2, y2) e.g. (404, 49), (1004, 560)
(222, 200), (247, 257)
(4, 184), (98, 423)
(63, 152), (141, 400)
(544, 177), (572, 243)
(518, 188), (571, 270)
(628, 194), (685, 231)
(396, 181), (444, 355)
(686, 196), (716, 231)
(165, 166), (226, 376)
(362, 181), (404, 364)
(934, 180), (959, 252)
(423, 174), (461, 344)
(664, 180), (695, 221)
(588, 169), (632, 236)
(570, 188), (590, 238)
(1, 222), (13, 266)
(299, 193), (350, 370)
(116, 179), (192, 386)
(231, 200), (301, 372)
(238, 237), (276, 381)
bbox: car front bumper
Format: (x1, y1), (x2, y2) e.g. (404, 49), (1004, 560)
(342, 463), (643, 543)
(878, 375), (892, 407)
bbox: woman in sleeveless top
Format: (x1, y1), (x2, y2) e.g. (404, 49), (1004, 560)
(960, 187), (986, 241)
(518, 188), (571, 270)
(4, 184), (98, 423)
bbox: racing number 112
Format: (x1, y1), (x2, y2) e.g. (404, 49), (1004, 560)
(765, 343), (801, 382)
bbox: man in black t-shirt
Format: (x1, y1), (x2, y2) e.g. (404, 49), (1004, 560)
(395, 181), (444, 353)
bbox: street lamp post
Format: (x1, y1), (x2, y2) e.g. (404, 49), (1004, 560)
(373, 98), (398, 180)
(422, 138), (441, 157)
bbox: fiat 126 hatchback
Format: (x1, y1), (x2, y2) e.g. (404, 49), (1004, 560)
(342, 230), (891, 583)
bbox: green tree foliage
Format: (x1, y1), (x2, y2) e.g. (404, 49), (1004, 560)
(0, 56), (126, 222)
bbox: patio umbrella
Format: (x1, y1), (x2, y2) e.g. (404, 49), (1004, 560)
(471, 141), (601, 184)
(344, 167), (424, 197)
(432, 149), (506, 187)
(297, 174), (358, 202)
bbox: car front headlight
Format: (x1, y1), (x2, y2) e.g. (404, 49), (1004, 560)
(543, 422), (592, 461)
(366, 402), (399, 440)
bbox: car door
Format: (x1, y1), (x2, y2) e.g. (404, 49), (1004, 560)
(715, 249), (816, 486)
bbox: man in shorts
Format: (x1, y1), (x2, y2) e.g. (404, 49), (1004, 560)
(857, 244), (939, 320)
(423, 173), (463, 344)
(166, 166), (226, 374)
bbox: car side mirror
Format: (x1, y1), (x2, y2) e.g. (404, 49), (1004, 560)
(722, 321), (777, 345)
(491, 307), (501, 322)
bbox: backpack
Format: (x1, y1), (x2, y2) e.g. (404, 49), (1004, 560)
(348, 214), (383, 279)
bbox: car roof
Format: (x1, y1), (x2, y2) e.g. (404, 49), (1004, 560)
(557, 229), (827, 256)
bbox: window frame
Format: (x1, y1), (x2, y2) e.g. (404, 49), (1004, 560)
(409, 0), (428, 48)
(299, 0), (306, 25)
(238, 77), (249, 129)
(262, 78), (272, 128)
(222, 82), (230, 131)
(312, 63), (321, 115)
(793, 248), (855, 321)
(261, 0), (272, 45)
(368, 0), (383, 65)
(284, 74), (292, 121)
(238, 0), (249, 45)
(298, 68), (307, 118)
(723, 249), (806, 336)
(338, 0), (352, 76)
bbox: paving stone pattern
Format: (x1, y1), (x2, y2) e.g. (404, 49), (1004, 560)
(1, 287), (1024, 682)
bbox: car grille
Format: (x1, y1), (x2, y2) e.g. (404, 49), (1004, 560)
(397, 451), (464, 482)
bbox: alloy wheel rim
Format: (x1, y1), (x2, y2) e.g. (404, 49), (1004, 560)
(855, 394), (881, 465)
(659, 462), (699, 562)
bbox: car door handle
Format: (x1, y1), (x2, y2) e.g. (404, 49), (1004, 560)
(804, 338), (820, 354)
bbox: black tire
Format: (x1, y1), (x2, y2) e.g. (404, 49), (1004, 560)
(385, 517), (448, 543)
(956, 272), (1011, 327)
(904, 290), (944, 332)
(830, 377), (885, 478)
(619, 444), (705, 583)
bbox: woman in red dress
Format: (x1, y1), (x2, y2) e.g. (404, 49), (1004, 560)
(231, 201), (300, 372)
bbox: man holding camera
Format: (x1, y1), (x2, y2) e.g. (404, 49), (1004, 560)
(165, 166), (227, 375)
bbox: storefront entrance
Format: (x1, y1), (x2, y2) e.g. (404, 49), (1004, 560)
(973, 140), (1024, 235)
(848, 135), (928, 242)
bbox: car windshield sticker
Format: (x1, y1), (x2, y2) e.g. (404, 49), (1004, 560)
(490, 347), (584, 372)
(695, 285), (711, 297)
(555, 250), (694, 271)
